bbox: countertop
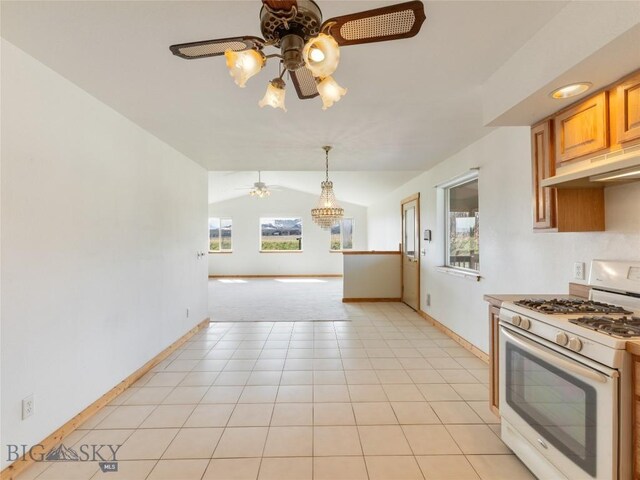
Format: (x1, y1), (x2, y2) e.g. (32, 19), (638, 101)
(342, 251), (400, 255)
(627, 340), (640, 356)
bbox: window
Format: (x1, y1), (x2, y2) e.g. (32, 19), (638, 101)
(445, 177), (479, 271)
(330, 218), (354, 251)
(260, 217), (302, 251)
(209, 217), (232, 252)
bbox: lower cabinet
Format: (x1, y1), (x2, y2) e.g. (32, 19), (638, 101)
(634, 355), (640, 479)
(489, 305), (500, 416)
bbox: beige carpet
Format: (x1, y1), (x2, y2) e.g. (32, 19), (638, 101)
(208, 278), (351, 322)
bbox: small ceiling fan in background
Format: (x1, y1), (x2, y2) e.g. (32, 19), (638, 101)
(236, 171), (283, 197)
(170, 0), (426, 111)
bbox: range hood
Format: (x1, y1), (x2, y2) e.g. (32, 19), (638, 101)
(541, 144), (640, 188)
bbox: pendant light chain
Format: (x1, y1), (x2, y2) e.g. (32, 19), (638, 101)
(325, 148), (329, 182)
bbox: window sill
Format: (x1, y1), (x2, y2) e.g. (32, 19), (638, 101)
(436, 266), (481, 281)
(259, 250), (303, 253)
(209, 251), (233, 254)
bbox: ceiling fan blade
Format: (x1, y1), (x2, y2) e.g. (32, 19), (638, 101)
(289, 67), (319, 99)
(262, 0), (297, 12)
(321, 1), (426, 47)
(170, 36), (265, 59)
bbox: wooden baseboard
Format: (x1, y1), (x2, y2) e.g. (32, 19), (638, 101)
(342, 298), (402, 303)
(418, 310), (489, 363)
(209, 274), (343, 278)
(1, 318), (210, 480)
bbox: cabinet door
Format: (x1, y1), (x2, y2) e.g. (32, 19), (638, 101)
(617, 73), (640, 144)
(555, 91), (609, 164)
(531, 121), (556, 229)
(634, 356), (640, 479)
(489, 306), (500, 416)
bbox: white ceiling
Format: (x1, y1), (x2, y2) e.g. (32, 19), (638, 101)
(1, 0), (570, 171)
(208, 170), (420, 205)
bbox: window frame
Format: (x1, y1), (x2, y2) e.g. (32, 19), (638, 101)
(259, 217), (304, 253)
(444, 173), (479, 273)
(330, 218), (355, 252)
(209, 217), (233, 253)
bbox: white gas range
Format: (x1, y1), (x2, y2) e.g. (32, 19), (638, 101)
(498, 260), (640, 480)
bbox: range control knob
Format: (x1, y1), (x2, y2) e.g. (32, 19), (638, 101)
(511, 315), (522, 327)
(568, 337), (583, 352)
(520, 318), (531, 330)
(555, 332), (569, 346)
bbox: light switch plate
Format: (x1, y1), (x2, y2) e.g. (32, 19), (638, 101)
(22, 395), (34, 420)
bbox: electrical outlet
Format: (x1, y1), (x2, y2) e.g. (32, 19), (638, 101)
(426, 293), (431, 306)
(22, 395), (34, 420)
(574, 262), (585, 280)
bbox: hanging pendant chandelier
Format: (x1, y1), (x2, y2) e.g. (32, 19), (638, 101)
(311, 146), (344, 229)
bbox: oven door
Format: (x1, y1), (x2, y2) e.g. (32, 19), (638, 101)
(499, 324), (619, 480)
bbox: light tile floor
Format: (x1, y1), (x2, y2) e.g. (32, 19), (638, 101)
(17, 302), (536, 480)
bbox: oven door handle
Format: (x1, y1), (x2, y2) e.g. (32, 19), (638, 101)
(501, 327), (611, 383)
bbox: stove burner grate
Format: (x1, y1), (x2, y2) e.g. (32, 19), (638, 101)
(515, 298), (632, 315)
(569, 316), (640, 338)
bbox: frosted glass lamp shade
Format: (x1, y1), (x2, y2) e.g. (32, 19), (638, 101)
(316, 76), (347, 110)
(224, 49), (265, 88)
(258, 79), (287, 111)
(303, 34), (340, 78)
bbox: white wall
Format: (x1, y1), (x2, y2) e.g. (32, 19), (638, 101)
(1, 40), (208, 467)
(208, 188), (367, 276)
(368, 127), (640, 353)
(343, 254), (402, 300)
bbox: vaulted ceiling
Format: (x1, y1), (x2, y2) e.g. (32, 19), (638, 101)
(208, 171), (422, 205)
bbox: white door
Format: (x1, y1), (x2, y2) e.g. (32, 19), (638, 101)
(401, 195), (420, 310)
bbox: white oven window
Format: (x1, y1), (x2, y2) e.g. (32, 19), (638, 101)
(505, 342), (597, 476)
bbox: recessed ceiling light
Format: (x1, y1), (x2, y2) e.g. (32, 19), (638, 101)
(550, 82), (592, 99)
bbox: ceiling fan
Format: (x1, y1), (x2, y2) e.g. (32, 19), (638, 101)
(236, 171), (282, 197)
(170, 0), (426, 111)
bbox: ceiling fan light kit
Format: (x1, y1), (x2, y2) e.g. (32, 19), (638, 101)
(259, 77), (287, 111)
(248, 171), (273, 197)
(316, 76), (347, 110)
(302, 33), (340, 78)
(224, 49), (265, 88)
(170, 0), (426, 111)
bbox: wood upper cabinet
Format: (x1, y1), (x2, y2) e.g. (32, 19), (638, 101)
(554, 91), (609, 164)
(531, 121), (556, 229)
(617, 72), (640, 145)
(530, 119), (605, 232)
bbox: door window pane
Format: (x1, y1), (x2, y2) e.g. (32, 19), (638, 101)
(404, 207), (416, 256)
(260, 217), (302, 251)
(446, 178), (479, 271)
